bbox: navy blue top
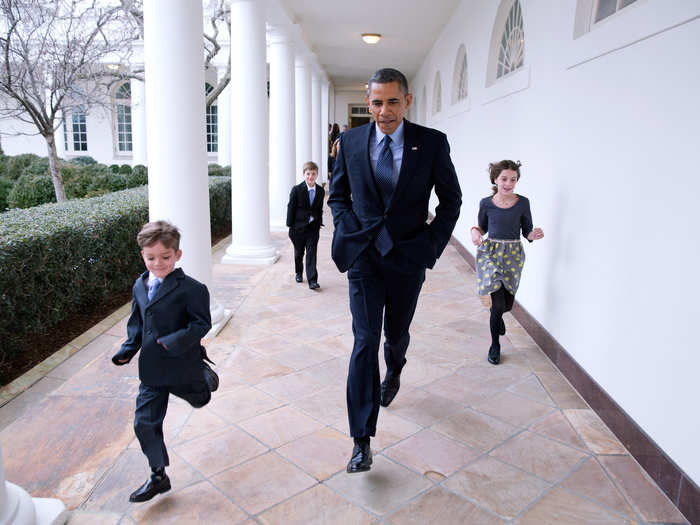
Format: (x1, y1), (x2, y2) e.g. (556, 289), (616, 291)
(478, 195), (533, 241)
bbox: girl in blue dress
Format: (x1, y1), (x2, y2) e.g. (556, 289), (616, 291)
(470, 160), (544, 364)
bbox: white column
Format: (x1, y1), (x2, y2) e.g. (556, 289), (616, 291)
(294, 55), (311, 183)
(1, 443), (67, 524)
(130, 40), (147, 167)
(268, 31), (296, 231)
(143, 0), (226, 328)
(216, 60), (231, 167)
(320, 77), (330, 184)
(222, 0), (278, 265)
(311, 70), (321, 170)
(131, 78), (147, 166)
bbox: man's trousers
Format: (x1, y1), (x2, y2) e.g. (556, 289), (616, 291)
(346, 246), (425, 438)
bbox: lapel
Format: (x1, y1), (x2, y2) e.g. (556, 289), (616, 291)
(387, 120), (419, 212)
(135, 271), (149, 307)
(146, 268), (183, 308)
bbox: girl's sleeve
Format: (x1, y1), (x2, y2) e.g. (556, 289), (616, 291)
(477, 199), (488, 233)
(521, 198), (533, 241)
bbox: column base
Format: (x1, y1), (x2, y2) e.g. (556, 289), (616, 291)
(1, 482), (67, 525)
(203, 309), (233, 346)
(221, 243), (280, 265)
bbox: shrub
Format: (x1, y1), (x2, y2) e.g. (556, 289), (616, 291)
(71, 156), (97, 166)
(208, 176), (231, 232)
(7, 173), (56, 208)
(0, 177), (13, 212)
(0, 177), (231, 363)
(109, 164), (120, 173)
(0, 187), (150, 364)
(20, 157), (51, 178)
(126, 165), (147, 188)
(118, 164), (132, 174)
(207, 164), (230, 178)
(4, 153), (42, 180)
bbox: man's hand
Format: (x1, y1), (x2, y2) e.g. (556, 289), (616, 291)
(157, 339), (168, 350)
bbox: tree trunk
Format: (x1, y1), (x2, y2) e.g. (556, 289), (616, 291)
(45, 133), (67, 202)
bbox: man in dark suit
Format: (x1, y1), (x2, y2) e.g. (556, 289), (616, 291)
(287, 161), (325, 290)
(328, 68), (462, 473)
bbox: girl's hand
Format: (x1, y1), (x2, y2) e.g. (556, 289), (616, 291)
(528, 227), (544, 241)
(471, 228), (483, 246)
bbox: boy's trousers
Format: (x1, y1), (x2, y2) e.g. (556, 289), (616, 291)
(134, 381), (210, 469)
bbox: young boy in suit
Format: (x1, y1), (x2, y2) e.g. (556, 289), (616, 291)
(112, 220), (218, 503)
(286, 161), (324, 290)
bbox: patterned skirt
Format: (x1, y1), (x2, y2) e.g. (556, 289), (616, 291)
(476, 238), (525, 304)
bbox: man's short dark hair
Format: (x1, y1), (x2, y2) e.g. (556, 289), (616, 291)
(367, 68), (409, 96)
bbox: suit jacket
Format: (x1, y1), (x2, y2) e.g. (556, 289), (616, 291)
(112, 268), (211, 386)
(328, 120), (462, 272)
(286, 181), (325, 233)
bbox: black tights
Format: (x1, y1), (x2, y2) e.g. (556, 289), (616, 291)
(490, 287), (514, 349)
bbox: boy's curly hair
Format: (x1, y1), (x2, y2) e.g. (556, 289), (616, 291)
(137, 220), (180, 251)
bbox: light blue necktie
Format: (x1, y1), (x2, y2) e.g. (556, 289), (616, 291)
(148, 278), (161, 301)
(309, 188), (315, 222)
(374, 136), (394, 255)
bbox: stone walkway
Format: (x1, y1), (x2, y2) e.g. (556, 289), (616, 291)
(0, 205), (690, 524)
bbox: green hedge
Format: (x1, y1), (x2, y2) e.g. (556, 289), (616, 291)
(0, 177), (13, 211)
(0, 176), (231, 365)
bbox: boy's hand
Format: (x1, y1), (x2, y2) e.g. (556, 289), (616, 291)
(111, 352), (132, 365)
(157, 339), (168, 350)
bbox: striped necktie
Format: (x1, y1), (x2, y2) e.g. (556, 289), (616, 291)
(374, 135), (394, 255)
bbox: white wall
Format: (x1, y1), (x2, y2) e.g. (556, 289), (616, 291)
(414, 0), (700, 483)
(333, 89), (366, 128)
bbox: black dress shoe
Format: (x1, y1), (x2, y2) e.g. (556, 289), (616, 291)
(129, 473), (171, 502)
(295, 273), (303, 283)
(488, 346), (501, 365)
(380, 372), (401, 407)
(346, 442), (372, 473)
(203, 361), (219, 392)
(309, 282), (320, 290)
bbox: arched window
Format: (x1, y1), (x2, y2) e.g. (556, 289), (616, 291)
(205, 83), (218, 153)
(432, 71), (442, 116)
(421, 86), (427, 124)
(113, 82), (132, 153)
(486, 0), (526, 86)
(452, 44), (468, 105)
(574, 0), (639, 37)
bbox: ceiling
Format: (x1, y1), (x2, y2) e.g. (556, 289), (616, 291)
(278, 0), (461, 91)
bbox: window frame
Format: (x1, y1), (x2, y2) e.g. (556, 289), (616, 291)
(112, 81), (133, 156)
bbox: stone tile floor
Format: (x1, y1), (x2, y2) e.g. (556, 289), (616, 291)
(0, 206), (690, 524)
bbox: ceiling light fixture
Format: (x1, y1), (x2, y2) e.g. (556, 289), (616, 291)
(361, 33), (381, 44)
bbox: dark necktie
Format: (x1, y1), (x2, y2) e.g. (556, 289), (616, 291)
(148, 278), (161, 301)
(374, 135), (394, 255)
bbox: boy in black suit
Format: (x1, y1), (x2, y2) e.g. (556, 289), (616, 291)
(286, 161), (324, 290)
(112, 221), (218, 502)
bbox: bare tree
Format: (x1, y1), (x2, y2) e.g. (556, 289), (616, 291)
(203, 0), (231, 108)
(0, 0), (140, 201)
(120, 0), (231, 108)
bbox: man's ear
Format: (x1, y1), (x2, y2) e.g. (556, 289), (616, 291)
(405, 93), (413, 108)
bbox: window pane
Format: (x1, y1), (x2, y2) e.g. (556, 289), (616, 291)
(595, 0), (617, 22)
